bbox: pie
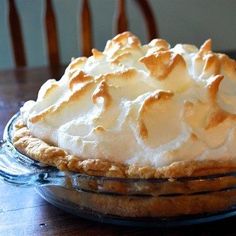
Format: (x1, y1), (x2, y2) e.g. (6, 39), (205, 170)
(12, 32), (236, 217)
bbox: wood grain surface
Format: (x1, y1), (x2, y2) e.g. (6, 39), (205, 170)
(1, 67), (236, 235)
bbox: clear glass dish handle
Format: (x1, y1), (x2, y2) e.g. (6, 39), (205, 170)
(0, 140), (66, 187)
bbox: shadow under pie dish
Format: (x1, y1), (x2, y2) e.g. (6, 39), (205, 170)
(2, 32), (236, 225)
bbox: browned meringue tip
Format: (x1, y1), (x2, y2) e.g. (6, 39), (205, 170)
(138, 90), (174, 139)
(140, 51), (186, 80)
(92, 48), (103, 58)
(148, 38), (170, 51)
(202, 54), (220, 75)
(111, 31), (140, 46)
(207, 74), (224, 103)
(198, 39), (212, 56)
(30, 82), (94, 123)
(67, 57), (87, 71)
(92, 80), (112, 109)
(69, 71), (93, 90)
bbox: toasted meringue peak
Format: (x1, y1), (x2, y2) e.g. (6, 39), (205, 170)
(140, 51), (186, 81)
(92, 48), (103, 58)
(148, 38), (170, 50)
(69, 71), (93, 90)
(37, 79), (59, 100)
(207, 74), (224, 103)
(92, 80), (112, 108)
(67, 57), (87, 72)
(138, 90), (174, 139)
(21, 32), (236, 168)
(199, 39), (212, 54)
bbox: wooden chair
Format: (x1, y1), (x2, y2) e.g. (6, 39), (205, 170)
(8, 0), (159, 68)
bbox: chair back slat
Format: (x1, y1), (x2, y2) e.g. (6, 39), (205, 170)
(134, 0), (159, 40)
(9, 0), (26, 67)
(45, 0), (60, 66)
(81, 0), (93, 57)
(114, 0), (128, 34)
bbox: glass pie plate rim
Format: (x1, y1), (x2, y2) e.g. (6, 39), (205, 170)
(1, 113), (236, 227)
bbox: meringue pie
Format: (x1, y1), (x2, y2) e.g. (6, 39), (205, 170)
(12, 32), (236, 218)
(13, 32), (236, 181)
(13, 32), (236, 179)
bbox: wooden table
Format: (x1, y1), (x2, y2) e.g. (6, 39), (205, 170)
(1, 66), (236, 235)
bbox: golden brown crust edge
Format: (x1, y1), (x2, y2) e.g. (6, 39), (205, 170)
(12, 121), (236, 179)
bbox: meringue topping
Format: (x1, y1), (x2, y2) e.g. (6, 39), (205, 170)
(20, 32), (236, 168)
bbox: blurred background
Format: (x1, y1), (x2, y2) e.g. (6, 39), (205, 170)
(1, 0), (236, 70)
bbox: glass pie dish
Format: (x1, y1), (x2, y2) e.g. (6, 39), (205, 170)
(1, 113), (236, 227)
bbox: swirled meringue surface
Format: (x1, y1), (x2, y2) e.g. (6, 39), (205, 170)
(21, 32), (236, 168)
